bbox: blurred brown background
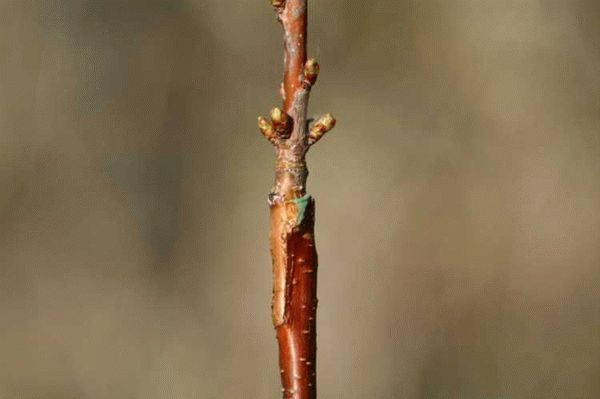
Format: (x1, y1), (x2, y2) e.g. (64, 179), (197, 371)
(1, 1), (600, 398)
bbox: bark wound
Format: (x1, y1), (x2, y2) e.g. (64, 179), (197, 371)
(271, 195), (314, 326)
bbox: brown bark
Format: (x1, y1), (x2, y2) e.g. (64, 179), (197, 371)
(258, 1), (335, 398)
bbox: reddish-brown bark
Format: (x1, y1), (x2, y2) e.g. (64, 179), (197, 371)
(259, 1), (335, 398)
(280, 0), (307, 113)
(272, 200), (318, 398)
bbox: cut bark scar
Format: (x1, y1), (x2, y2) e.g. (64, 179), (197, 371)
(271, 195), (312, 327)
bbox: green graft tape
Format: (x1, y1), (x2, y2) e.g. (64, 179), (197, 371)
(292, 194), (312, 225)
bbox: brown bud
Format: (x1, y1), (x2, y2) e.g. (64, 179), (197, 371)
(308, 113), (336, 144)
(304, 58), (320, 86)
(258, 116), (277, 144)
(270, 107), (292, 138)
(270, 0), (285, 7)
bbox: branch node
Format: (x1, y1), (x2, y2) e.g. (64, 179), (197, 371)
(308, 113), (336, 145)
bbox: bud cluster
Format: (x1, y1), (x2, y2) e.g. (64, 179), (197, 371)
(308, 113), (336, 145)
(257, 107), (294, 145)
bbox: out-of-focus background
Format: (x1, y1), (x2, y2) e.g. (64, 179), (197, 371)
(1, 1), (600, 398)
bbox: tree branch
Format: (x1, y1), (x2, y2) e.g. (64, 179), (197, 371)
(258, 1), (336, 397)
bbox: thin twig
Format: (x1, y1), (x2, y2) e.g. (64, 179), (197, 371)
(258, 0), (336, 397)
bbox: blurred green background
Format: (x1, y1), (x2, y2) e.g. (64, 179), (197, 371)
(1, 1), (600, 398)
